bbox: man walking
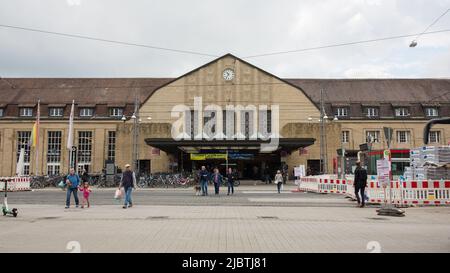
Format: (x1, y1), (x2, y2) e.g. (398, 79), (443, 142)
(227, 168), (235, 196)
(354, 161), (368, 208)
(199, 166), (210, 196)
(65, 168), (80, 209)
(119, 164), (136, 209)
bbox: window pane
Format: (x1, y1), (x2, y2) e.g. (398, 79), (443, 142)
(17, 131), (31, 175)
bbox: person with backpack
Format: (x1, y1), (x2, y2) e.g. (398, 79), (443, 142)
(65, 168), (80, 209)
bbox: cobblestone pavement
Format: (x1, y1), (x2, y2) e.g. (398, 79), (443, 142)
(0, 185), (449, 253)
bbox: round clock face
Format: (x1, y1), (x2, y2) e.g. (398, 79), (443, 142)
(222, 69), (235, 81)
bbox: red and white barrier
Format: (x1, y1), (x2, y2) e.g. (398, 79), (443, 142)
(0, 176), (31, 192)
(400, 181), (450, 206)
(318, 178), (348, 194)
(294, 175), (450, 206)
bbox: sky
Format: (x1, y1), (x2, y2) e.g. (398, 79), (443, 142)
(0, 0), (449, 78)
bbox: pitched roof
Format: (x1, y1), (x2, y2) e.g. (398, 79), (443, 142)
(0, 78), (174, 105)
(285, 78), (450, 104)
(1, 77), (449, 106)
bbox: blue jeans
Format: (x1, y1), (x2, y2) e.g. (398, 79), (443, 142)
(227, 182), (234, 194)
(66, 187), (79, 207)
(201, 180), (208, 195)
(124, 187), (133, 206)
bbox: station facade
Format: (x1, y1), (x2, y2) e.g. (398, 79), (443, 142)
(1, 54), (449, 178)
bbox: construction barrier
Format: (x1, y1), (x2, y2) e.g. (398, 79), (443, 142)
(0, 176), (31, 192)
(295, 175), (450, 206)
(318, 178), (348, 194)
(400, 181), (450, 206)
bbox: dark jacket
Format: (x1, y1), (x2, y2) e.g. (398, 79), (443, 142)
(227, 173), (234, 183)
(121, 170), (136, 189)
(354, 166), (368, 188)
(199, 170), (210, 182)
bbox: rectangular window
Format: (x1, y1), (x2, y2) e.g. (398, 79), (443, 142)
(366, 131), (380, 143)
(395, 108), (410, 117)
(19, 108), (33, 117)
(109, 108), (123, 117)
(366, 108), (379, 118)
(77, 131), (93, 173)
(335, 108), (348, 117)
(428, 131), (441, 144)
(49, 108), (64, 117)
(396, 131), (410, 143)
(0, 108), (4, 117)
(107, 131), (116, 162)
(17, 131), (31, 175)
(47, 131), (62, 175)
(79, 108), (94, 117)
(425, 107), (439, 117)
(342, 131), (350, 143)
(241, 111), (255, 138)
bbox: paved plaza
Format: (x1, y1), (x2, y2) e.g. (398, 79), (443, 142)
(1, 184), (449, 253)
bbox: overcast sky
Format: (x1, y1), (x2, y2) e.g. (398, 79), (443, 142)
(0, 0), (449, 78)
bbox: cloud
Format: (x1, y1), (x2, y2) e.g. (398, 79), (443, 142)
(0, 0), (449, 78)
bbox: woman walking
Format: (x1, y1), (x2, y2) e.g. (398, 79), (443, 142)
(275, 170), (283, 194)
(212, 168), (222, 195)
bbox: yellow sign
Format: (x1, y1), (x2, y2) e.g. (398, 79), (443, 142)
(190, 154), (227, 160)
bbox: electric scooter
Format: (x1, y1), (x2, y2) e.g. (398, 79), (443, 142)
(2, 178), (18, 217)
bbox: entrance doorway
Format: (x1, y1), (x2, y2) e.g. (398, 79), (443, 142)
(307, 160), (321, 176)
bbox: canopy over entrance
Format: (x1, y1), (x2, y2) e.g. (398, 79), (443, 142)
(144, 138), (315, 154)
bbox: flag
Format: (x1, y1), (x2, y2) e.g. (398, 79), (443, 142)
(30, 100), (40, 148)
(67, 100), (74, 150)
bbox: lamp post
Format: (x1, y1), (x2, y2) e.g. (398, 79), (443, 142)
(308, 113), (339, 175)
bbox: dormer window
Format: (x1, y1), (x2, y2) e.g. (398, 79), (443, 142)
(395, 107), (409, 117)
(19, 108), (33, 117)
(79, 108), (94, 117)
(49, 107), (64, 117)
(425, 107), (438, 117)
(109, 108), (123, 118)
(365, 107), (379, 118)
(335, 107), (348, 117)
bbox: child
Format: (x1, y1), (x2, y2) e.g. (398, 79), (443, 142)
(79, 181), (92, 208)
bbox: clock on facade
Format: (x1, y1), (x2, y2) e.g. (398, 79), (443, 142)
(222, 68), (235, 81)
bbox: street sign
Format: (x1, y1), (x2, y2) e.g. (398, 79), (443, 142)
(383, 149), (391, 159)
(377, 158), (390, 188)
(294, 165), (305, 177)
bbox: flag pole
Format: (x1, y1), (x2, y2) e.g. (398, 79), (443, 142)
(34, 99), (40, 176)
(67, 100), (75, 172)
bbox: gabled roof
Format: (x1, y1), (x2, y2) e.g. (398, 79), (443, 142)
(140, 53), (319, 109)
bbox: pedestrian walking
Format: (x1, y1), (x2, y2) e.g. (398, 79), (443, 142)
(354, 161), (368, 208)
(226, 168), (235, 196)
(65, 168), (80, 209)
(212, 168), (222, 195)
(263, 165), (272, 184)
(119, 164), (137, 209)
(275, 170), (283, 194)
(81, 169), (90, 183)
(199, 166), (210, 196)
(79, 181), (92, 208)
